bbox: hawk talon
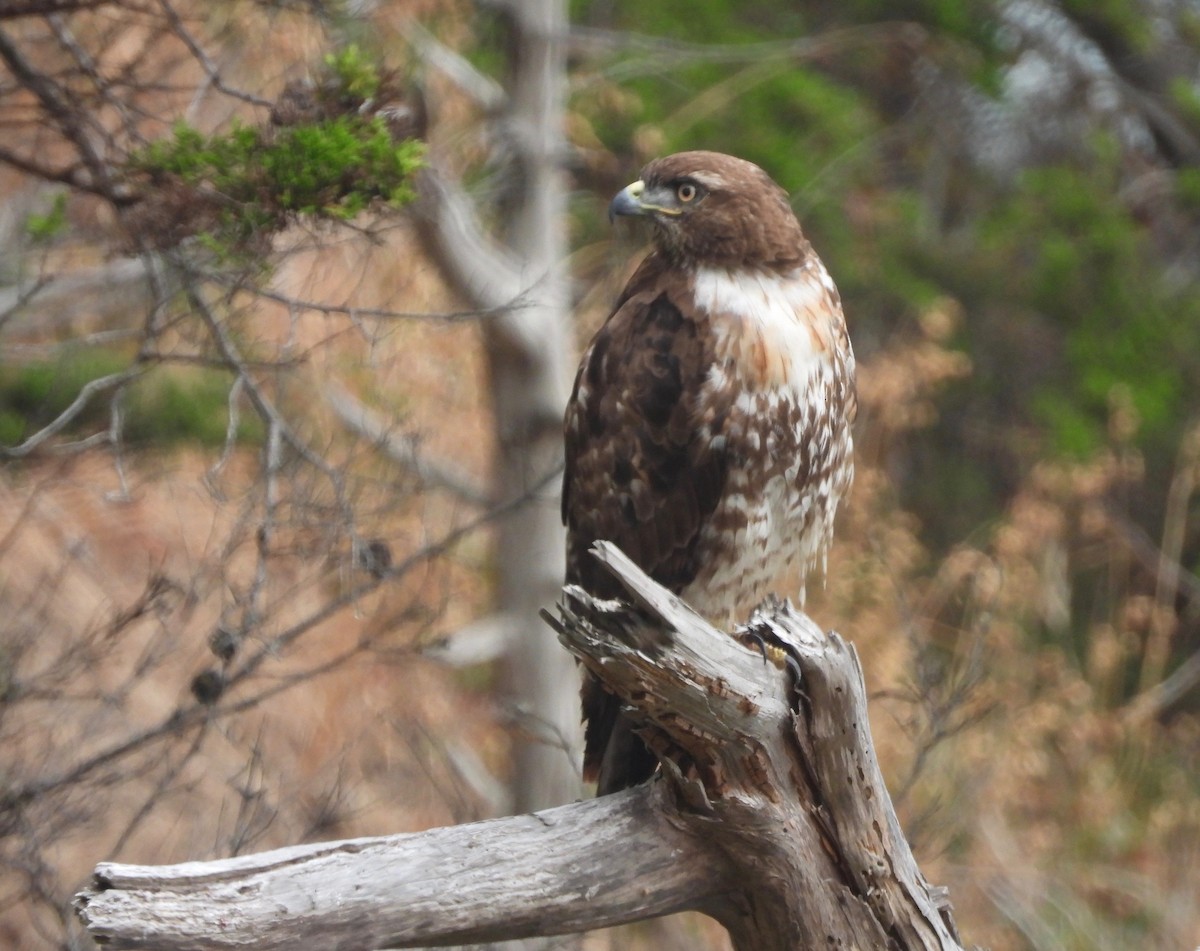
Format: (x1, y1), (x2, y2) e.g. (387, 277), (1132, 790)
(736, 629), (790, 671)
(738, 628), (771, 665)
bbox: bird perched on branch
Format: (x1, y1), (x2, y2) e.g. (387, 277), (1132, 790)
(562, 151), (857, 794)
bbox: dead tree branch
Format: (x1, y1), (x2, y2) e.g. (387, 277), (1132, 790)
(323, 382), (489, 506)
(0, 1), (122, 18)
(76, 541), (967, 951)
(76, 786), (706, 950)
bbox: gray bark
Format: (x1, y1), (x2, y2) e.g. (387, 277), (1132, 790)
(76, 542), (967, 951)
(76, 788), (704, 950)
(414, 0), (580, 813)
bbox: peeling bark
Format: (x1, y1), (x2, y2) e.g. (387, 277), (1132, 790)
(76, 541), (967, 951)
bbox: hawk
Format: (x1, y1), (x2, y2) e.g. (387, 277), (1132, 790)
(563, 151), (857, 794)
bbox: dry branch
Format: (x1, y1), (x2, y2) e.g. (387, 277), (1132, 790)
(76, 788), (706, 950)
(75, 541), (967, 951)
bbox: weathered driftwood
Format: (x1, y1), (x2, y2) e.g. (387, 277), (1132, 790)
(75, 540), (965, 950)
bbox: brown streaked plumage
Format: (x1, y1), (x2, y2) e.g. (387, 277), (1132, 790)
(564, 151), (856, 793)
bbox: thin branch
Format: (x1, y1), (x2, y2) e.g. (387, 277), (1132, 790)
(179, 268), (355, 530)
(1124, 648), (1200, 724)
(0, 258), (154, 332)
(0, 270), (56, 333)
(219, 463), (558, 694)
(0, 365), (148, 459)
(2, 329), (144, 357)
(568, 22), (926, 81)
(324, 383), (489, 506)
(1105, 507), (1200, 610)
(107, 723), (210, 860)
(205, 374), (244, 488)
(242, 417), (283, 631)
(402, 18), (506, 112)
(0, 0), (122, 17)
(46, 11), (141, 152)
(0, 143), (90, 191)
(413, 168), (528, 316)
(0, 24), (115, 196)
(155, 0), (272, 109)
(1142, 425), (1200, 691)
(2, 477), (539, 810)
(238, 281), (517, 323)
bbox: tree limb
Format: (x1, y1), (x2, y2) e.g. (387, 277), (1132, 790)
(402, 18), (507, 112)
(0, 24), (115, 196)
(76, 786), (706, 950)
(76, 541), (967, 951)
(413, 167), (528, 317)
(323, 382), (489, 506)
(0, 0), (122, 17)
(552, 542), (965, 950)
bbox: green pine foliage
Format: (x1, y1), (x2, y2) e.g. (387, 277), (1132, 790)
(24, 192), (68, 245)
(323, 44), (382, 101)
(128, 44), (423, 256)
(131, 116), (423, 249)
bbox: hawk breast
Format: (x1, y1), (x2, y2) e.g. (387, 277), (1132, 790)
(679, 260), (855, 622)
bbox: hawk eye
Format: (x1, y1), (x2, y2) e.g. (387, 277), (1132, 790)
(676, 182), (698, 203)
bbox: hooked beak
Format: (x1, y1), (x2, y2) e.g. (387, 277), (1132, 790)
(608, 178), (685, 224)
(608, 179), (646, 223)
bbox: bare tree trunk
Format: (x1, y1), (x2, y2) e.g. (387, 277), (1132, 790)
(415, 0), (579, 813)
(75, 543), (967, 951)
(487, 0), (579, 814)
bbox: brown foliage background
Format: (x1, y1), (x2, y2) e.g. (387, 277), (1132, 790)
(0, 2), (1197, 950)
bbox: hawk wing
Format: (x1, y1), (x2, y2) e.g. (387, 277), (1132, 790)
(563, 257), (735, 790)
(563, 264), (733, 599)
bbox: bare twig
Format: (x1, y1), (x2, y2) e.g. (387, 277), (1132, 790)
(0, 24), (115, 196)
(155, 0), (272, 109)
(180, 268), (355, 528)
(0, 365), (149, 459)
(238, 281), (517, 323)
(402, 18), (506, 112)
(1142, 424), (1200, 691)
(568, 22), (926, 81)
(324, 383), (489, 506)
(0, 0), (123, 17)
(1105, 507), (1200, 611)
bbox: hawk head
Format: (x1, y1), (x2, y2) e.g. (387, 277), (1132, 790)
(609, 151), (805, 270)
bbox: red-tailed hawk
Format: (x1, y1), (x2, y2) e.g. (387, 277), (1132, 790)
(564, 151), (856, 793)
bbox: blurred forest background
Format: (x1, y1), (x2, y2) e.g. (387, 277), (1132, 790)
(1, 0), (1199, 949)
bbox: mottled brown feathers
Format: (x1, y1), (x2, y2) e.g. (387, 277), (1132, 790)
(564, 272), (732, 602)
(564, 151), (857, 793)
